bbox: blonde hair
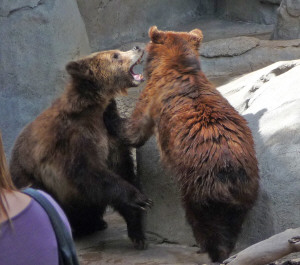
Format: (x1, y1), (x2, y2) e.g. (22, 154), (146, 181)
(0, 131), (15, 220)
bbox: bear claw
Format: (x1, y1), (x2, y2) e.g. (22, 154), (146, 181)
(132, 238), (148, 250)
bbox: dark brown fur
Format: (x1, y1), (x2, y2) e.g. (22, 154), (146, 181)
(122, 27), (259, 262)
(10, 47), (152, 249)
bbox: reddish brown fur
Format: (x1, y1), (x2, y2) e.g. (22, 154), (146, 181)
(10, 47), (152, 249)
(123, 26), (259, 262)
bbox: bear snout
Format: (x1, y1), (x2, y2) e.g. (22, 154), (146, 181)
(133, 46), (141, 52)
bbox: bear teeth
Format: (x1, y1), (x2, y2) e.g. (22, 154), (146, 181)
(130, 51), (144, 82)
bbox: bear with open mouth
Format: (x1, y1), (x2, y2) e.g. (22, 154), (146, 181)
(10, 46), (152, 249)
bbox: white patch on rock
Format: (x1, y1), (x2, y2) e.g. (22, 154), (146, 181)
(218, 60), (300, 248)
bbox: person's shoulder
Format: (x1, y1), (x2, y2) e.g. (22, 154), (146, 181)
(36, 190), (59, 208)
(36, 190), (72, 234)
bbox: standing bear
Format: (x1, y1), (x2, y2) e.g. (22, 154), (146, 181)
(10, 46), (152, 249)
(120, 27), (260, 262)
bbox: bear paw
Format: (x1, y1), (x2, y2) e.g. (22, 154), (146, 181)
(132, 237), (148, 250)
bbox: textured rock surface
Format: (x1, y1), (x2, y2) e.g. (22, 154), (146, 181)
(201, 38), (300, 83)
(217, 0), (279, 24)
(261, 0), (282, 4)
(137, 137), (196, 245)
(272, 0), (300, 39)
(286, 0), (300, 17)
(161, 17), (274, 42)
(76, 0), (216, 51)
(201, 37), (260, 57)
(0, 0), (90, 154)
(137, 60), (300, 251)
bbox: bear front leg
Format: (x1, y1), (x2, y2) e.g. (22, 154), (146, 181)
(70, 163), (152, 244)
(119, 87), (155, 147)
(105, 173), (151, 250)
(124, 113), (154, 148)
(69, 139), (152, 244)
(103, 99), (125, 137)
(104, 99), (142, 190)
(110, 143), (142, 191)
(113, 202), (147, 250)
(70, 161), (152, 211)
(104, 90), (155, 148)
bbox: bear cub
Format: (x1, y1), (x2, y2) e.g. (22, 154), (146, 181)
(121, 27), (260, 262)
(10, 46), (152, 249)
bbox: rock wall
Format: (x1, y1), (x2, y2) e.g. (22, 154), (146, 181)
(76, 0), (217, 51)
(0, 0), (90, 154)
(138, 137), (195, 245)
(272, 0), (300, 39)
(217, 0), (279, 25)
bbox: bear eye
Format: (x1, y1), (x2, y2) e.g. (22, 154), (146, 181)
(113, 53), (119, 59)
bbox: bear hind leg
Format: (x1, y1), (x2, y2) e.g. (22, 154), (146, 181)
(185, 201), (247, 263)
(64, 202), (108, 237)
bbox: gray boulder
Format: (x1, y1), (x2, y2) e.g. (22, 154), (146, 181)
(0, 0), (90, 154)
(272, 0), (300, 39)
(218, 59), (300, 249)
(138, 137), (195, 245)
(76, 0), (216, 51)
(200, 37), (300, 85)
(200, 37), (260, 58)
(138, 60), (300, 250)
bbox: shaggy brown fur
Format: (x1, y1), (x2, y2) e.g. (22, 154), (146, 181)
(121, 27), (260, 262)
(10, 47), (152, 249)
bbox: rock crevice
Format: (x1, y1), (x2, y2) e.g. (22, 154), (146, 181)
(200, 37), (260, 58)
(0, 0), (43, 17)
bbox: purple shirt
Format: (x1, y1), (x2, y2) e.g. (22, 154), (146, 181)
(0, 190), (71, 265)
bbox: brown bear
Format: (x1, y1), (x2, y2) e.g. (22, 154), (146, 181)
(118, 27), (260, 262)
(9, 46), (152, 249)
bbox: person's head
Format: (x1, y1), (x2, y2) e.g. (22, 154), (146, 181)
(0, 131), (15, 220)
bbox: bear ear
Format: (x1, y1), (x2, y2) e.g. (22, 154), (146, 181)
(66, 60), (93, 80)
(189, 29), (203, 48)
(148, 26), (165, 44)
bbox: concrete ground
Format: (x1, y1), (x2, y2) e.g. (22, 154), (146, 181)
(76, 17), (275, 265)
(76, 210), (211, 265)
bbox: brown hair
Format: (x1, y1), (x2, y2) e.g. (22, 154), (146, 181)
(0, 131), (15, 220)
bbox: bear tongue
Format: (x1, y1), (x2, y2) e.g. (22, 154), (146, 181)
(130, 67), (144, 81)
(133, 73), (143, 81)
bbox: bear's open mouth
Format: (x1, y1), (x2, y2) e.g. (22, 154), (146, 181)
(130, 51), (144, 82)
